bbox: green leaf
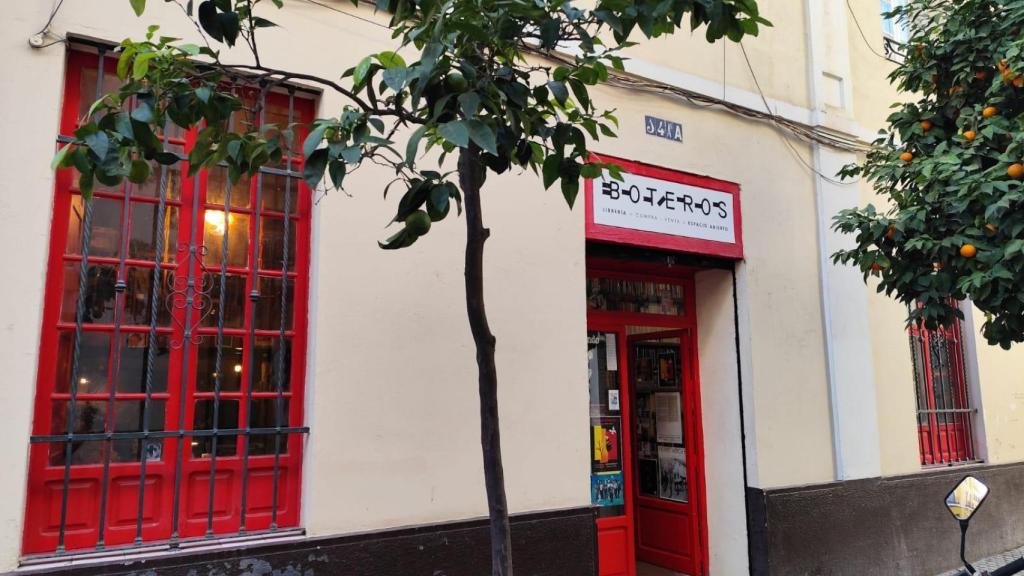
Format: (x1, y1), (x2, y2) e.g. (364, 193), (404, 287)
(547, 81), (569, 106)
(438, 120), (470, 148)
(466, 120), (498, 155)
(542, 154), (561, 190)
(128, 159), (152, 183)
(405, 125), (427, 166)
(197, 1), (224, 42)
(353, 56), (373, 86)
(129, 0), (146, 16)
(303, 123), (328, 159)
(133, 52), (158, 80)
(51, 144), (73, 170)
(382, 67), (409, 91)
(458, 92), (480, 117)
(375, 51), (407, 69)
(218, 11), (240, 46)
(302, 148), (329, 188)
(84, 131), (110, 159)
(561, 175), (580, 207)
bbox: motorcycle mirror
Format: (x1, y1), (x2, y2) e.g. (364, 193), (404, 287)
(946, 475), (989, 523)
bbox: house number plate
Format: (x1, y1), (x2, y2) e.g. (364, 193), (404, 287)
(644, 115), (683, 143)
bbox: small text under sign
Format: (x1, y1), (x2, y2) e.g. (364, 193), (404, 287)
(645, 116), (683, 143)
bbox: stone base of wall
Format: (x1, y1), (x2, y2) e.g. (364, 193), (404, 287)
(747, 462), (1024, 575)
(10, 507), (596, 576)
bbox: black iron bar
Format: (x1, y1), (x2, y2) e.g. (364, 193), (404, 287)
(932, 331), (954, 465)
(169, 175), (204, 544)
(134, 126), (170, 543)
(56, 48), (106, 554)
(270, 88), (296, 530)
(909, 330), (932, 465)
(96, 93), (135, 549)
(207, 110), (235, 536)
(239, 88), (267, 533)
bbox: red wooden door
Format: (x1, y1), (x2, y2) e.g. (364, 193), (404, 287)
(589, 324), (636, 576)
(586, 263), (707, 576)
(629, 329), (700, 575)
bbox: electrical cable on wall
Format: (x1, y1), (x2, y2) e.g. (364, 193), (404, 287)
(30, 0), (68, 49)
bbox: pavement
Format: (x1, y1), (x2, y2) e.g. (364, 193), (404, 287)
(938, 545), (1024, 575)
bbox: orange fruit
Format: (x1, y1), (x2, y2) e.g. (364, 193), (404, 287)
(885, 225), (896, 240)
(983, 106), (999, 118)
(921, 120), (933, 131)
(900, 151), (914, 162)
(976, 70), (989, 80)
(963, 130), (977, 141)
(870, 263), (882, 273)
(1009, 163), (1024, 179)
(960, 244), (978, 258)
(985, 223), (998, 233)
(1014, 76), (1024, 88)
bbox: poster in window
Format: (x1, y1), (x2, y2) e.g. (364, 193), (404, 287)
(592, 471), (625, 507)
(658, 350), (678, 388)
(658, 446), (688, 502)
(591, 417), (621, 473)
(655, 392), (683, 444)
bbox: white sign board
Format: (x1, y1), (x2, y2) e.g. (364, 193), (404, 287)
(592, 171), (736, 244)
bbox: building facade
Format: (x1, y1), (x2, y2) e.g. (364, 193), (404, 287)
(1, 1), (1023, 575)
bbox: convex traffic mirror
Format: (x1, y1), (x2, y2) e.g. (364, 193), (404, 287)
(946, 476), (989, 522)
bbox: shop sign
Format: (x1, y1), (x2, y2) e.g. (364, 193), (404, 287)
(585, 155), (743, 259)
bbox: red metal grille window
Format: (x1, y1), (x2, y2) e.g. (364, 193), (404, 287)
(909, 306), (977, 466)
(23, 48), (314, 556)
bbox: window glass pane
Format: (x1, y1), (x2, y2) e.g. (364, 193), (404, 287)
(66, 196), (122, 258)
(61, 262), (117, 324)
(261, 174), (299, 213)
(260, 217), (296, 272)
(123, 266), (173, 326)
(202, 273), (247, 329)
(117, 333), (170, 393)
(195, 336), (244, 392)
(111, 400), (166, 463)
(192, 399), (240, 458)
(207, 167), (251, 209)
(136, 159), (182, 202)
(54, 331), (110, 394)
(77, 64), (123, 121)
(203, 211), (250, 268)
(255, 276), (294, 331)
(249, 398), (290, 455)
(253, 337), (291, 392)
(587, 276), (685, 315)
(48, 400), (107, 466)
(587, 331), (624, 518)
(129, 203), (178, 263)
(633, 339), (687, 503)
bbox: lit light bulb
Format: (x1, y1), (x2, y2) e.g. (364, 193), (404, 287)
(79, 377), (89, 385)
(204, 210), (227, 235)
(233, 364), (242, 373)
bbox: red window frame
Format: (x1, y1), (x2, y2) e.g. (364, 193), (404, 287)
(909, 307), (977, 466)
(23, 49), (315, 555)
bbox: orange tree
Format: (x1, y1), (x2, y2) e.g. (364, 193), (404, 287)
(834, 0), (1024, 349)
(55, 0), (767, 573)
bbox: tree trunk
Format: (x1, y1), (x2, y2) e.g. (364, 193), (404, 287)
(458, 144), (513, 576)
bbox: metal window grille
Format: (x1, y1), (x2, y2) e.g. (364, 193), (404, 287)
(909, 306), (978, 467)
(23, 47), (313, 557)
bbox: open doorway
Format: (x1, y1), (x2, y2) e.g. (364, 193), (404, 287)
(588, 261), (707, 576)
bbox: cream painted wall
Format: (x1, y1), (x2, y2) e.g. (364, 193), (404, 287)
(971, 309), (1024, 465)
(0, 0), (919, 570)
(695, 269), (749, 576)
